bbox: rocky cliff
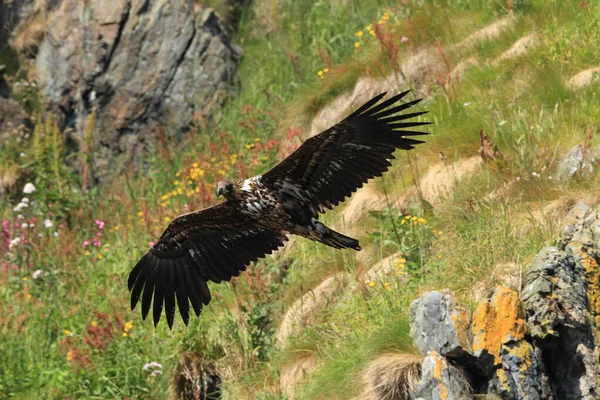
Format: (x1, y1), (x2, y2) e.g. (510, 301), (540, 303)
(1, 0), (240, 185)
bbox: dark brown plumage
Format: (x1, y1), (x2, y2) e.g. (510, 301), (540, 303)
(128, 91), (430, 328)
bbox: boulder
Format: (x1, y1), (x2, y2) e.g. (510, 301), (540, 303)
(411, 351), (472, 400)
(0, 96), (31, 141)
(409, 290), (472, 360)
(34, 0), (240, 184)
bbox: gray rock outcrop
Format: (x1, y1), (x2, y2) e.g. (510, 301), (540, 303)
(0, 96), (31, 141)
(34, 0), (240, 183)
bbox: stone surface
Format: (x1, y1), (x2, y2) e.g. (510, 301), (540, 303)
(409, 290), (472, 359)
(522, 246), (597, 399)
(411, 351), (472, 400)
(555, 145), (594, 181)
(566, 68), (600, 90)
(34, 0), (240, 183)
(473, 286), (552, 399)
(280, 355), (318, 400)
(0, 96), (31, 141)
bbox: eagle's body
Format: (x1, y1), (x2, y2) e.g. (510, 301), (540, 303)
(128, 91), (431, 328)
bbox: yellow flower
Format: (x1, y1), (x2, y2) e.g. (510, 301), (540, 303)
(97, 253), (103, 260)
(114, 225), (119, 231)
(84, 251), (91, 256)
(91, 321), (97, 327)
(66, 351), (73, 362)
(64, 330), (71, 335)
(404, 215), (411, 220)
(355, 31), (363, 37)
(192, 162), (199, 168)
(164, 216), (170, 222)
(368, 281), (376, 287)
(317, 70), (324, 76)
(176, 188), (183, 195)
(323, 68), (329, 73)
(173, 180), (180, 186)
(122, 332), (128, 337)
(438, 231), (444, 235)
(245, 143), (255, 149)
(254, 137), (261, 142)
(411, 216), (418, 221)
(137, 211), (143, 217)
(210, 157), (216, 162)
(400, 220), (406, 225)
(124, 321), (133, 332)
(384, 282), (392, 291)
(175, 171), (181, 177)
(22, 277), (28, 281)
(382, 13), (390, 20)
(378, 20), (384, 25)
(26, 293), (32, 300)
(418, 217), (427, 224)
(354, 42), (361, 48)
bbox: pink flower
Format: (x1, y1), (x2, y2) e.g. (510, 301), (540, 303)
(148, 241), (155, 248)
(401, 36), (409, 43)
(83, 240), (91, 248)
(95, 220), (105, 230)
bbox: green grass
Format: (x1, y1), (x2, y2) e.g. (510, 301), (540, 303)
(1, 0), (600, 398)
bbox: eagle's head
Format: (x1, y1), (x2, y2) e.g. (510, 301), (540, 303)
(216, 180), (234, 199)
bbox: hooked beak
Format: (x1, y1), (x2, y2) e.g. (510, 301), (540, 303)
(216, 187), (223, 199)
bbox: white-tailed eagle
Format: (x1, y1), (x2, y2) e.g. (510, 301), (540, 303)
(128, 91), (430, 328)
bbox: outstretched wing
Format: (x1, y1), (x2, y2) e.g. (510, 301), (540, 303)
(262, 91), (430, 210)
(128, 202), (288, 328)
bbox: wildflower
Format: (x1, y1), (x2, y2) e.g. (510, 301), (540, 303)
(151, 370), (162, 377)
(245, 143), (255, 149)
(26, 293), (32, 300)
(22, 277), (28, 281)
(404, 215), (411, 220)
(21, 223), (28, 229)
(23, 183), (36, 194)
(122, 332), (128, 337)
(401, 36), (409, 43)
(32, 269), (43, 279)
(84, 251), (91, 256)
(163, 216), (170, 222)
(137, 211), (143, 217)
(91, 321), (97, 327)
(210, 157), (216, 162)
(66, 351), (73, 362)
(355, 31), (364, 37)
(143, 361), (163, 371)
(384, 282), (392, 291)
(95, 220), (105, 229)
(254, 137), (260, 142)
(382, 12), (390, 21)
(418, 217), (427, 224)
(53, 231), (59, 237)
(317, 70), (324, 77)
(532, 172), (540, 178)
(411, 216), (418, 221)
(124, 321), (133, 332)
(83, 240), (91, 248)
(192, 162), (199, 168)
(9, 237), (20, 249)
(64, 330), (73, 336)
(43, 219), (53, 228)
(438, 231), (444, 235)
(377, 19), (384, 25)
(463, 102), (471, 107)
(323, 68), (329, 73)
(354, 41), (361, 49)
(148, 241), (155, 248)
(367, 281), (375, 287)
(13, 201), (28, 212)
(97, 253), (103, 260)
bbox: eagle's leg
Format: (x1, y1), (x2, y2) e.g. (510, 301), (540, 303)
(308, 221), (361, 251)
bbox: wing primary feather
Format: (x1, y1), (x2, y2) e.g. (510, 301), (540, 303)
(130, 254), (156, 310)
(348, 92), (387, 118)
(164, 264), (176, 329)
(152, 266), (166, 327)
(141, 276), (155, 321)
(359, 90), (410, 117)
(181, 263), (203, 317)
(386, 121), (432, 129)
(173, 261), (190, 325)
(377, 111), (429, 123)
(372, 98), (423, 118)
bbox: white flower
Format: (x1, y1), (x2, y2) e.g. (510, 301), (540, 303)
(20, 152), (26, 157)
(143, 361), (163, 371)
(21, 223), (28, 229)
(548, 176), (553, 180)
(53, 231), (59, 237)
(32, 270), (43, 279)
(17, 214), (24, 220)
(13, 202), (28, 212)
(463, 102), (471, 107)
(22, 197), (29, 203)
(150, 370), (162, 377)
(9, 237), (20, 249)
(43, 219), (53, 228)
(23, 183), (36, 194)
(532, 172), (540, 178)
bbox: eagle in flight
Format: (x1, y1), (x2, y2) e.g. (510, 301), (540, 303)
(128, 91), (430, 328)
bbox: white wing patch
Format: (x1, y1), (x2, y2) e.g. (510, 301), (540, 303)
(242, 175), (263, 192)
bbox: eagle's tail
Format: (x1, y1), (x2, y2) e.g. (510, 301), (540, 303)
(312, 223), (361, 251)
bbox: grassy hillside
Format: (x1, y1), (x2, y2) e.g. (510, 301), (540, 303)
(1, 0), (599, 399)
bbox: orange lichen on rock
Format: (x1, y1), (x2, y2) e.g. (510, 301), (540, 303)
(450, 303), (473, 353)
(472, 286), (527, 364)
(574, 248), (600, 343)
